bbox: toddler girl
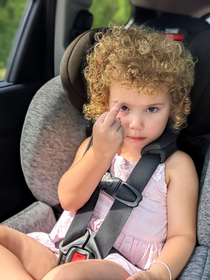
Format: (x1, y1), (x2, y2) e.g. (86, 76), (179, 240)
(0, 26), (198, 280)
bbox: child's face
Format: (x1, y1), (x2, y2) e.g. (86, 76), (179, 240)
(108, 81), (171, 154)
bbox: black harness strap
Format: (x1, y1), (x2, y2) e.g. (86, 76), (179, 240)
(62, 188), (100, 247)
(93, 154), (160, 258)
(127, 153), (161, 194)
(58, 128), (178, 264)
(58, 188), (100, 264)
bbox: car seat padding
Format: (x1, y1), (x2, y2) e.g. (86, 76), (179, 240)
(186, 29), (210, 135)
(60, 28), (101, 112)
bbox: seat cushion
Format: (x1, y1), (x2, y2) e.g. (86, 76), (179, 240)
(178, 246), (210, 280)
(2, 201), (56, 234)
(197, 141), (210, 247)
(20, 76), (87, 206)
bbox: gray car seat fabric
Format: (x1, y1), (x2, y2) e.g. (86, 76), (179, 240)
(177, 142), (210, 279)
(197, 142), (210, 248)
(2, 201), (56, 234)
(178, 246), (210, 280)
(20, 75), (87, 206)
(3, 75), (87, 233)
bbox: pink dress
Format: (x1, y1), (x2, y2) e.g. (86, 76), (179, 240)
(28, 154), (168, 276)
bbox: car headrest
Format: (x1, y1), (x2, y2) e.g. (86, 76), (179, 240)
(60, 27), (210, 136)
(143, 14), (210, 46)
(184, 29), (210, 136)
(60, 28), (102, 113)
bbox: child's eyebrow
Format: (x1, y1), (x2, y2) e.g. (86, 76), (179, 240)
(113, 101), (165, 107)
(146, 103), (165, 107)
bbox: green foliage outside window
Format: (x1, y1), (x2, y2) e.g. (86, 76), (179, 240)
(90, 0), (131, 29)
(0, 0), (131, 81)
(0, 0), (27, 80)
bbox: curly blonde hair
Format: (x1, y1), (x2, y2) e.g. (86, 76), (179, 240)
(83, 25), (196, 132)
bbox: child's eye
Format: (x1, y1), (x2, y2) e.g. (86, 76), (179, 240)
(146, 107), (158, 113)
(120, 106), (129, 112)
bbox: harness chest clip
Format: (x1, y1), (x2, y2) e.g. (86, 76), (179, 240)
(112, 181), (143, 207)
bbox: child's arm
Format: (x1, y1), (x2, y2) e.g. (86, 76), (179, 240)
(127, 150), (199, 280)
(58, 101), (124, 211)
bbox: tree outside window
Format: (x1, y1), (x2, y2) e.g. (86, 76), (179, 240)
(0, 0), (28, 80)
(0, 0), (131, 81)
(89, 0), (131, 29)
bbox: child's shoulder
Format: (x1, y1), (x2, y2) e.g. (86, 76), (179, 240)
(166, 150), (194, 167)
(165, 150), (197, 185)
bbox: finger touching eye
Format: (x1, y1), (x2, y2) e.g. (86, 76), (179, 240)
(120, 106), (130, 112)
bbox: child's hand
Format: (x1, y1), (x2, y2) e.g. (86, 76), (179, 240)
(92, 101), (124, 159)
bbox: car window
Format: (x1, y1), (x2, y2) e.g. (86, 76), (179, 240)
(0, 0), (28, 81)
(89, 0), (131, 29)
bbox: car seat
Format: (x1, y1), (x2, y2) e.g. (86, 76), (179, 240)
(141, 13), (210, 47)
(142, 13), (210, 177)
(2, 24), (210, 279)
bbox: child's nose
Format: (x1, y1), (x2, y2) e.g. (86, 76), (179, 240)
(130, 114), (144, 130)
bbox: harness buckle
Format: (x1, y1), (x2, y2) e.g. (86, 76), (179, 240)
(57, 230), (102, 265)
(112, 181), (142, 207)
(65, 247), (93, 262)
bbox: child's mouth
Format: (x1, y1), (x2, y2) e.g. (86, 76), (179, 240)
(128, 136), (146, 142)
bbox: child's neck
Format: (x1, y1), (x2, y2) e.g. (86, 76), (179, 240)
(118, 143), (142, 162)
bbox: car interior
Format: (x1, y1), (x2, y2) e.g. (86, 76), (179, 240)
(1, 0), (210, 278)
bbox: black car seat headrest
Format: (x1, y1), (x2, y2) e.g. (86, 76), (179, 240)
(60, 28), (102, 113)
(185, 29), (210, 136)
(177, 29), (210, 175)
(70, 10), (93, 44)
(143, 14), (210, 46)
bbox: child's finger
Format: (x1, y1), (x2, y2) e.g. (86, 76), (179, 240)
(96, 111), (109, 123)
(104, 101), (123, 126)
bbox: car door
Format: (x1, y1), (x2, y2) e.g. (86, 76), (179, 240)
(0, 0), (95, 223)
(0, 0), (56, 222)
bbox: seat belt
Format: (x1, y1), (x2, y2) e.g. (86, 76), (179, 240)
(57, 128), (178, 265)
